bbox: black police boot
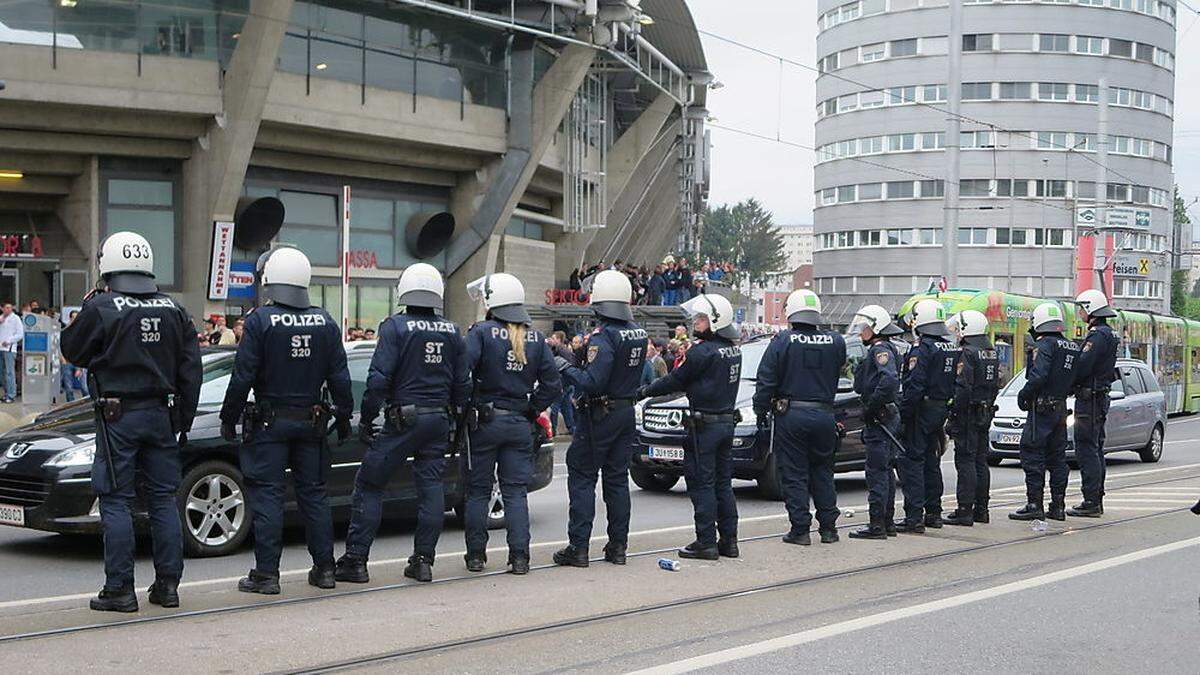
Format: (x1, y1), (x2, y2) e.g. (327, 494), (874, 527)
(1047, 497), (1066, 521)
(819, 529), (839, 544)
(1008, 502), (1045, 521)
(404, 554), (434, 583)
(308, 565), (336, 590)
(973, 505), (990, 524)
(893, 520), (926, 534)
(603, 542), (627, 565)
(508, 551), (531, 575)
(678, 541), (720, 560)
(1067, 500), (1103, 518)
(237, 569), (281, 595)
(943, 508), (975, 527)
(334, 554), (369, 584)
(147, 578), (179, 608)
(849, 515), (888, 540)
(924, 513), (944, 528)
(782, 531), (811, 546)
(553, 544), (590, 568)
(90, 586), (138, 613)
(465, 551), (487, 573)
(718, 538), (740, 558)
(885, 520), (898, 537)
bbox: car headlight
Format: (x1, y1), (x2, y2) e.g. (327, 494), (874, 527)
(634, 402), (644, 425)
(43, 442), (96, 468)
(737, 406), (758, 429)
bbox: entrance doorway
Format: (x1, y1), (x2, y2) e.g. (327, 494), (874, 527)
(0, 269), (17, 306)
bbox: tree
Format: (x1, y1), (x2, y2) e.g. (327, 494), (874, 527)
(693, 198), (787, 290)
(1171, 269), (1188, 315)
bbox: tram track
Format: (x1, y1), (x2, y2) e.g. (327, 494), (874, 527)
(2, 469), (1197, 649)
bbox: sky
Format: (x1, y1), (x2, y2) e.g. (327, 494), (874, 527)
(687, 0), (1200, 230)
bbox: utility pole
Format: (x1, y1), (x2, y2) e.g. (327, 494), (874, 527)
(1095, 78), (1109, 298)
(942, 0), (963, 288)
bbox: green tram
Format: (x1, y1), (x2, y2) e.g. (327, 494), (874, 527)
(899, 289), (1196, 415)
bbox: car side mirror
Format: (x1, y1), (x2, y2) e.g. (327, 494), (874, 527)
(1108, 390), (1125, 400)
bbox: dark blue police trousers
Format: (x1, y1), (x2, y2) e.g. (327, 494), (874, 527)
(1019, 404), (1069, 503)
(345, 412), (450, 559)
(774, 407), (839, 533)
(898, 401), (947, 524)
(464, 415), (536, 555)
(1073, 394), (1110, 503)
(862, 418), (899, 522)
(566, 406), (635, 549)
(683, 419), (738, 547)
(239, 418), (333, 574)
(91, 405), (183, 590)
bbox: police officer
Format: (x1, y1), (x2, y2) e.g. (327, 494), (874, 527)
(896, 299), (960, 533)
(846, 305), (902, 540)
(944, 310), (1000, 527)
(753, 290), (846, 546)
(635, 294), (742, 559)
(219, 247), (353, 594)
(335, 263), (469, 583)
(553, 270), (646, 567)
(1011, 302), (1080, 521)
(62, 232), (202, 612)
(1067, 289), (1120, 518)
(462, 273), (562, 575)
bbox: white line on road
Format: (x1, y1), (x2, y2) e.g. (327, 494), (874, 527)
(628, 535), (1200, 674)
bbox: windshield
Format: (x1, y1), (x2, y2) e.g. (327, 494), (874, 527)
(1001, 369), (1026, 396)
(739, 341), (769, 380)
(198, 353), (236, 406)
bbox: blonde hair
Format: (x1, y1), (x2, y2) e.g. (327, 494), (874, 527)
(508, 323), (528, 365)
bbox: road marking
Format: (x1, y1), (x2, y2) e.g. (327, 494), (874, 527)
(3, 461), (1197, 612)
(628, 535), (1200, 674)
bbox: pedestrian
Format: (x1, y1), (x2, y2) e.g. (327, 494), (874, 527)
(232, 317), (245, 344)
(336, 263), (469, 583)
(364, 328), (376, 340)
(61, 232), (202, 612)
(650, 339), (668, 378)
(943, 310), (1000, 527)
(553, 270), (647, 568)
(1010, 303), (1080, 522)
(896, 299), (960, 532)
(753, 290), (846, 545)
(678, 259), (694, 302)
(640, 340), (658, 387)
(1066, 290), (1120, 518)
(211, 314), (236, 346)
(847, 305), (903, 540)
(569, 268), (582, 292)
(637, 294), (742, 559)
(663, 262), (679, 306)
(219, 247), (353, 595)
(461, 273), (562, 575)
(546, 331), (576, 435)
(647, 265), (665, 306)
(0, 302), (24, 403)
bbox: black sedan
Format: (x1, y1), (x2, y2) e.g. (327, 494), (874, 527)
(632, 335), (917, 499)
(0, 348), (555, 557)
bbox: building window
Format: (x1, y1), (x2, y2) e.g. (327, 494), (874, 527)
(887, 181), (915, 199)
(997, 179), (1031, 197)
(1109, 38), (1133, 57)
(958, 228), (988, 245)
(1075, 84), (1099, 103)
(921, 132), (945, 150)
(890, 38), (918, 57)
(861, 90), (885, 108)
(1036, 131), (1068, 150)
(838, 185), (857, 203)
(919, 228), (943, 245)
(999, 82), (1032, 100)
(1034, 180), (1068, 198)
(922, 84), (947, 102)
(963, 34), (993, 51)
(888, 133), (916, 151)
(105, 177), (179, 287)
(1034, 229), (1068, 246)
(861, 42), (885, 62)
(995, 228), (1028, 245)
(1135, 43), (1155, 63)
(960, 179), (991, 197)
(1038, 34), (1069, 52)
(961, 82), (992, 100)
(886, 229), (913, 246)
(859, 183), (883, 200)
(920, 180), (945, 198)
(960, 130), (995, 149)
(887, 86), (917, 105)
(1037, 82), (1069, 101)
(1076, 36), (1104, 55)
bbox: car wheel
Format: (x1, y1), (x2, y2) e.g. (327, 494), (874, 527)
(986, 455), (1003, 467)
(630, 466), (680, 492)
(179, 460), (250, 558)
(1138, 424), (1163, 463)
(757, 452), (783, 501)
(454, 480), (508, 531)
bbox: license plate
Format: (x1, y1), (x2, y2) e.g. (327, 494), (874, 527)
(0, 503), (24, 527)
(999, 433), (1021, 446)
(648, 446), (685, 461)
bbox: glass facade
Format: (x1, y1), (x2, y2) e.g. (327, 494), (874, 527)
(309, 282), (395, 333)
(280, 1), (509, 107)
(1, 0), (246, 63)
(104, 175), (179, 287)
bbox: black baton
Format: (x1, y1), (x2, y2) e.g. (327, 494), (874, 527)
(877, 421), (909, 457)
(87, 372), (119, 490)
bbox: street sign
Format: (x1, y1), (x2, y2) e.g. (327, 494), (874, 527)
(227, 261), (256, 299)
(1075, 206), (1151, 231)
(207, 220), (236, 300)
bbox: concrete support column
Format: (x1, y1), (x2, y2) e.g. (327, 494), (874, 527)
(444, 42), (594, 327)
(56, 155), (100, 288)
(180, 0), (293, 314)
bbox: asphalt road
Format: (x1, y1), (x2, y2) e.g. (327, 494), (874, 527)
(0, 417), (1196, 605)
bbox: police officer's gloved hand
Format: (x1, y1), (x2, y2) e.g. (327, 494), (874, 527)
(336, 416), (351, 443)
(359, 421), (377, 444)
(221, 422), (238, 443)
(635, 385), (650, 401)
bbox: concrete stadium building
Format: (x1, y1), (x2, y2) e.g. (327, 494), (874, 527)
(0, 0), (710, 330)
(813, 0), (1177, 323)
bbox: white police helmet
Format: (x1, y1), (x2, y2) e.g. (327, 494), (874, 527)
(955, 309), (989, 339)
(257, 246), (312, 308)
(849, 304), (902, 337)
(1032, 302), (1066, 334)
(1076, 288), (1117, 319)
(784, 289), (822, 324)
(911, 298), (949, 336)
(97, 231), (157, 294)
(396, 262), (444, 311)
(467, 272), (530, 325)
(680, 293), (739, 340)
(588, 269), (634, 322)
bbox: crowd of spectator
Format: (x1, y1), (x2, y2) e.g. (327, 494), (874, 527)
(568, 258), (738, 306)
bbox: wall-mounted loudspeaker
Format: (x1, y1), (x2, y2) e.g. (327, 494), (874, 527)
(233, 196), (285, 250)
(405, 211), (455, 259)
